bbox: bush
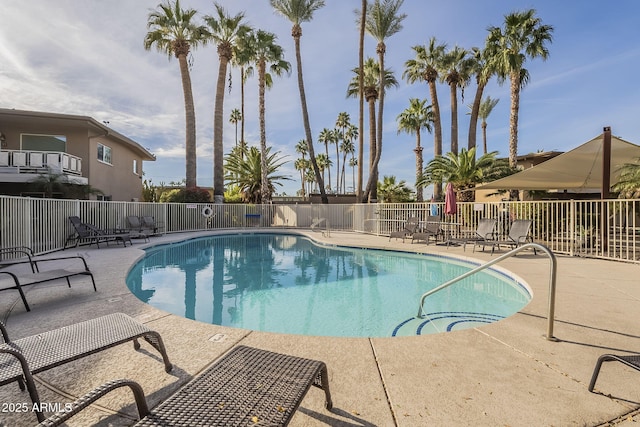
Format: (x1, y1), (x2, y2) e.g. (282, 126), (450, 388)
(160, 187), (211, 203)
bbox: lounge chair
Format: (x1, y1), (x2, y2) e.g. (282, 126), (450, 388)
(389, 216), (419, 242)
(311, 217), (330, 237)
(0, 247), (96, 311)
(588, 353), (640, 393)
(65, 216), (132, 248)
(125, 216), (152, 242)
(412, 215), (442, 244)
(477, 219), (536, 254)
(460, 218), (498, 252)
(0, 313), (172, 423)
(141, 215), (163, 235)
(35, 345), (331, 426)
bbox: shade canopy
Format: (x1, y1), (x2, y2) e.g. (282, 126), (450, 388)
(477, 134), (640, 191)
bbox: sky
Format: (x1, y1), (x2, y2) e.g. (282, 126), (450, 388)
(2, 1), (640, 197)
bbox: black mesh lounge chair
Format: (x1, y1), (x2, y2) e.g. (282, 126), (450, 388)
(412, 215), (442, 244)
(37, 345), (331, 426)
(141, 216), (163, 235)
(66, 216), (132, 248)
(477, 219), (536, 254)
(588, 353), (640, 392)
(125, 216), (152, 242)
(0, 313), (172, 423)
(0, 247), (96, 311)
(389, 216), (419, 242)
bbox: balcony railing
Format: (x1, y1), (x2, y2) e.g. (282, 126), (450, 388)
(0, 150), (82, 175)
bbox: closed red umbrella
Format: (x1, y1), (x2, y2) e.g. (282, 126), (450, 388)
(445, 182), (457, 215)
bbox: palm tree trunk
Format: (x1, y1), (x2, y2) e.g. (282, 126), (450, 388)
(357, 0), (366, 203)
(241, 66), (246, 158)
(213, 55), (229, 203)
(429, 80), (443, 200)
(468, 81), (484, 150)
(292, 29), (327, 203)
(259, 60), (269, 204)
(364, 45), (386, 202)
(415, 131), (423, 202)
(509, 71), (521, 200)
(335, 139), (340, 193)
(178, 54), (197, 189)
(482, 122), (488, 154)
(325, 142), (331, 192)
(362, 97), (377, 202)
(450, 84), (458, 155)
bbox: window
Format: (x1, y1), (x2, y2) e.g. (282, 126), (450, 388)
(21, 134), (66, 152)
(97, 143), (112, 164)
(133, 159), (138, 174)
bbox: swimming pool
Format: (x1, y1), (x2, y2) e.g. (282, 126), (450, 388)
(126, 233), (531, 337)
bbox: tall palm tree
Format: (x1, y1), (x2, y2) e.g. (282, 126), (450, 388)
(294, 157), (309, 196)
(317, 128), (335, 192)
(231, 33), (256, 157)
(315, 153), (331, 186)
(249, 29), (291, 204)
(467, 46), (495, 151)
(270, 0), (328, 203)
(362, 0), (406, 202)
(203, 3), (251, 204)
(440, 45), (472, 155)
(419, 147), (511, 202)
(335, 111), (351, 193)
(144, 0), (209, 189)
(403, 37), (447, 199)
(225, 145), (290, 203)
(478, 96), (500, 155)
(347, 58), (398, 201)
(229, 108), (242, 149)
(486, 9), (554, 176)
(357, 0), (367, 202)
(340, 124), (358, 193)
(396, 98), (433, 202)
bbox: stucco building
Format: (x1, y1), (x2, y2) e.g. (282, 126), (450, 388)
(0, 109), (155, 201)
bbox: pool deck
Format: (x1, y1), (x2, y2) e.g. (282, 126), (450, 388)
(1, 229), (639, 426)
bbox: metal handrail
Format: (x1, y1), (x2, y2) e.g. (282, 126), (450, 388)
(416, 243), (559, 341)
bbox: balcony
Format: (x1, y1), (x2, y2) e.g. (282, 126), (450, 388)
(0, 150), (87, 184)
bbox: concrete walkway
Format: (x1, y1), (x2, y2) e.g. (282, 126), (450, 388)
(1, 230), (639, 426)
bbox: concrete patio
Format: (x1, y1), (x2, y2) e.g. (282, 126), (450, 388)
(1, 230), (639, 426)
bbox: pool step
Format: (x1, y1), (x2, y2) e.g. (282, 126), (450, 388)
(391, 312), (505, 337)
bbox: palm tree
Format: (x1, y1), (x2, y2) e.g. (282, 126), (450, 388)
(249, 29), (291, 204)
(295, 139), (308, 196)
(231, 31), (256, 157)
(378, 175), (412, 203)
(270, 0), (328, 203)
(362, 0), (406, 202)
(467, 46), (495, 151)
(403, 37), (447, 199)
(335, 111), (351, 193)
(225, 145), (290, 203)
(340, 124), (358, 193)
(356, 0), (367, 202)
(440, 45), (472, 155)
(294, 157), (309, 196)
(478, 96), (499, 154)
(347, 58), (398, 201)
(144, 0), (210, 189)
(419, 147), (511, 202)
(613, 158), (640, 198)
(203, 3), (251, 204)
(317, 128), (337, 192)
(315, 153), (331, 186)
(486, 9), (554, 184)
(229, 108), (242, 149)
(396, 98), (433, 202)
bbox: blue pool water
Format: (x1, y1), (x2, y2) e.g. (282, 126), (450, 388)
(126, 233), (531, 337)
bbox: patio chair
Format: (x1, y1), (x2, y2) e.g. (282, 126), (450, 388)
(0, 313), (172, 423)
(460, 218), (498, 252)
(65, 216), (132, 248)
(477, 219), (536, 255)
(141, 215), (164, 235)
(412, 215), (442, 244)
(588, 353), (640, 393)
(36, 345), (332, 426)
(0, 246), (96, 311)
(389, 216), (419, 242)
(125, 216), (152, 242)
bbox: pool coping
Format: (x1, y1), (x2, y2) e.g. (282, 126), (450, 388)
(1, 229), (639, 426)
